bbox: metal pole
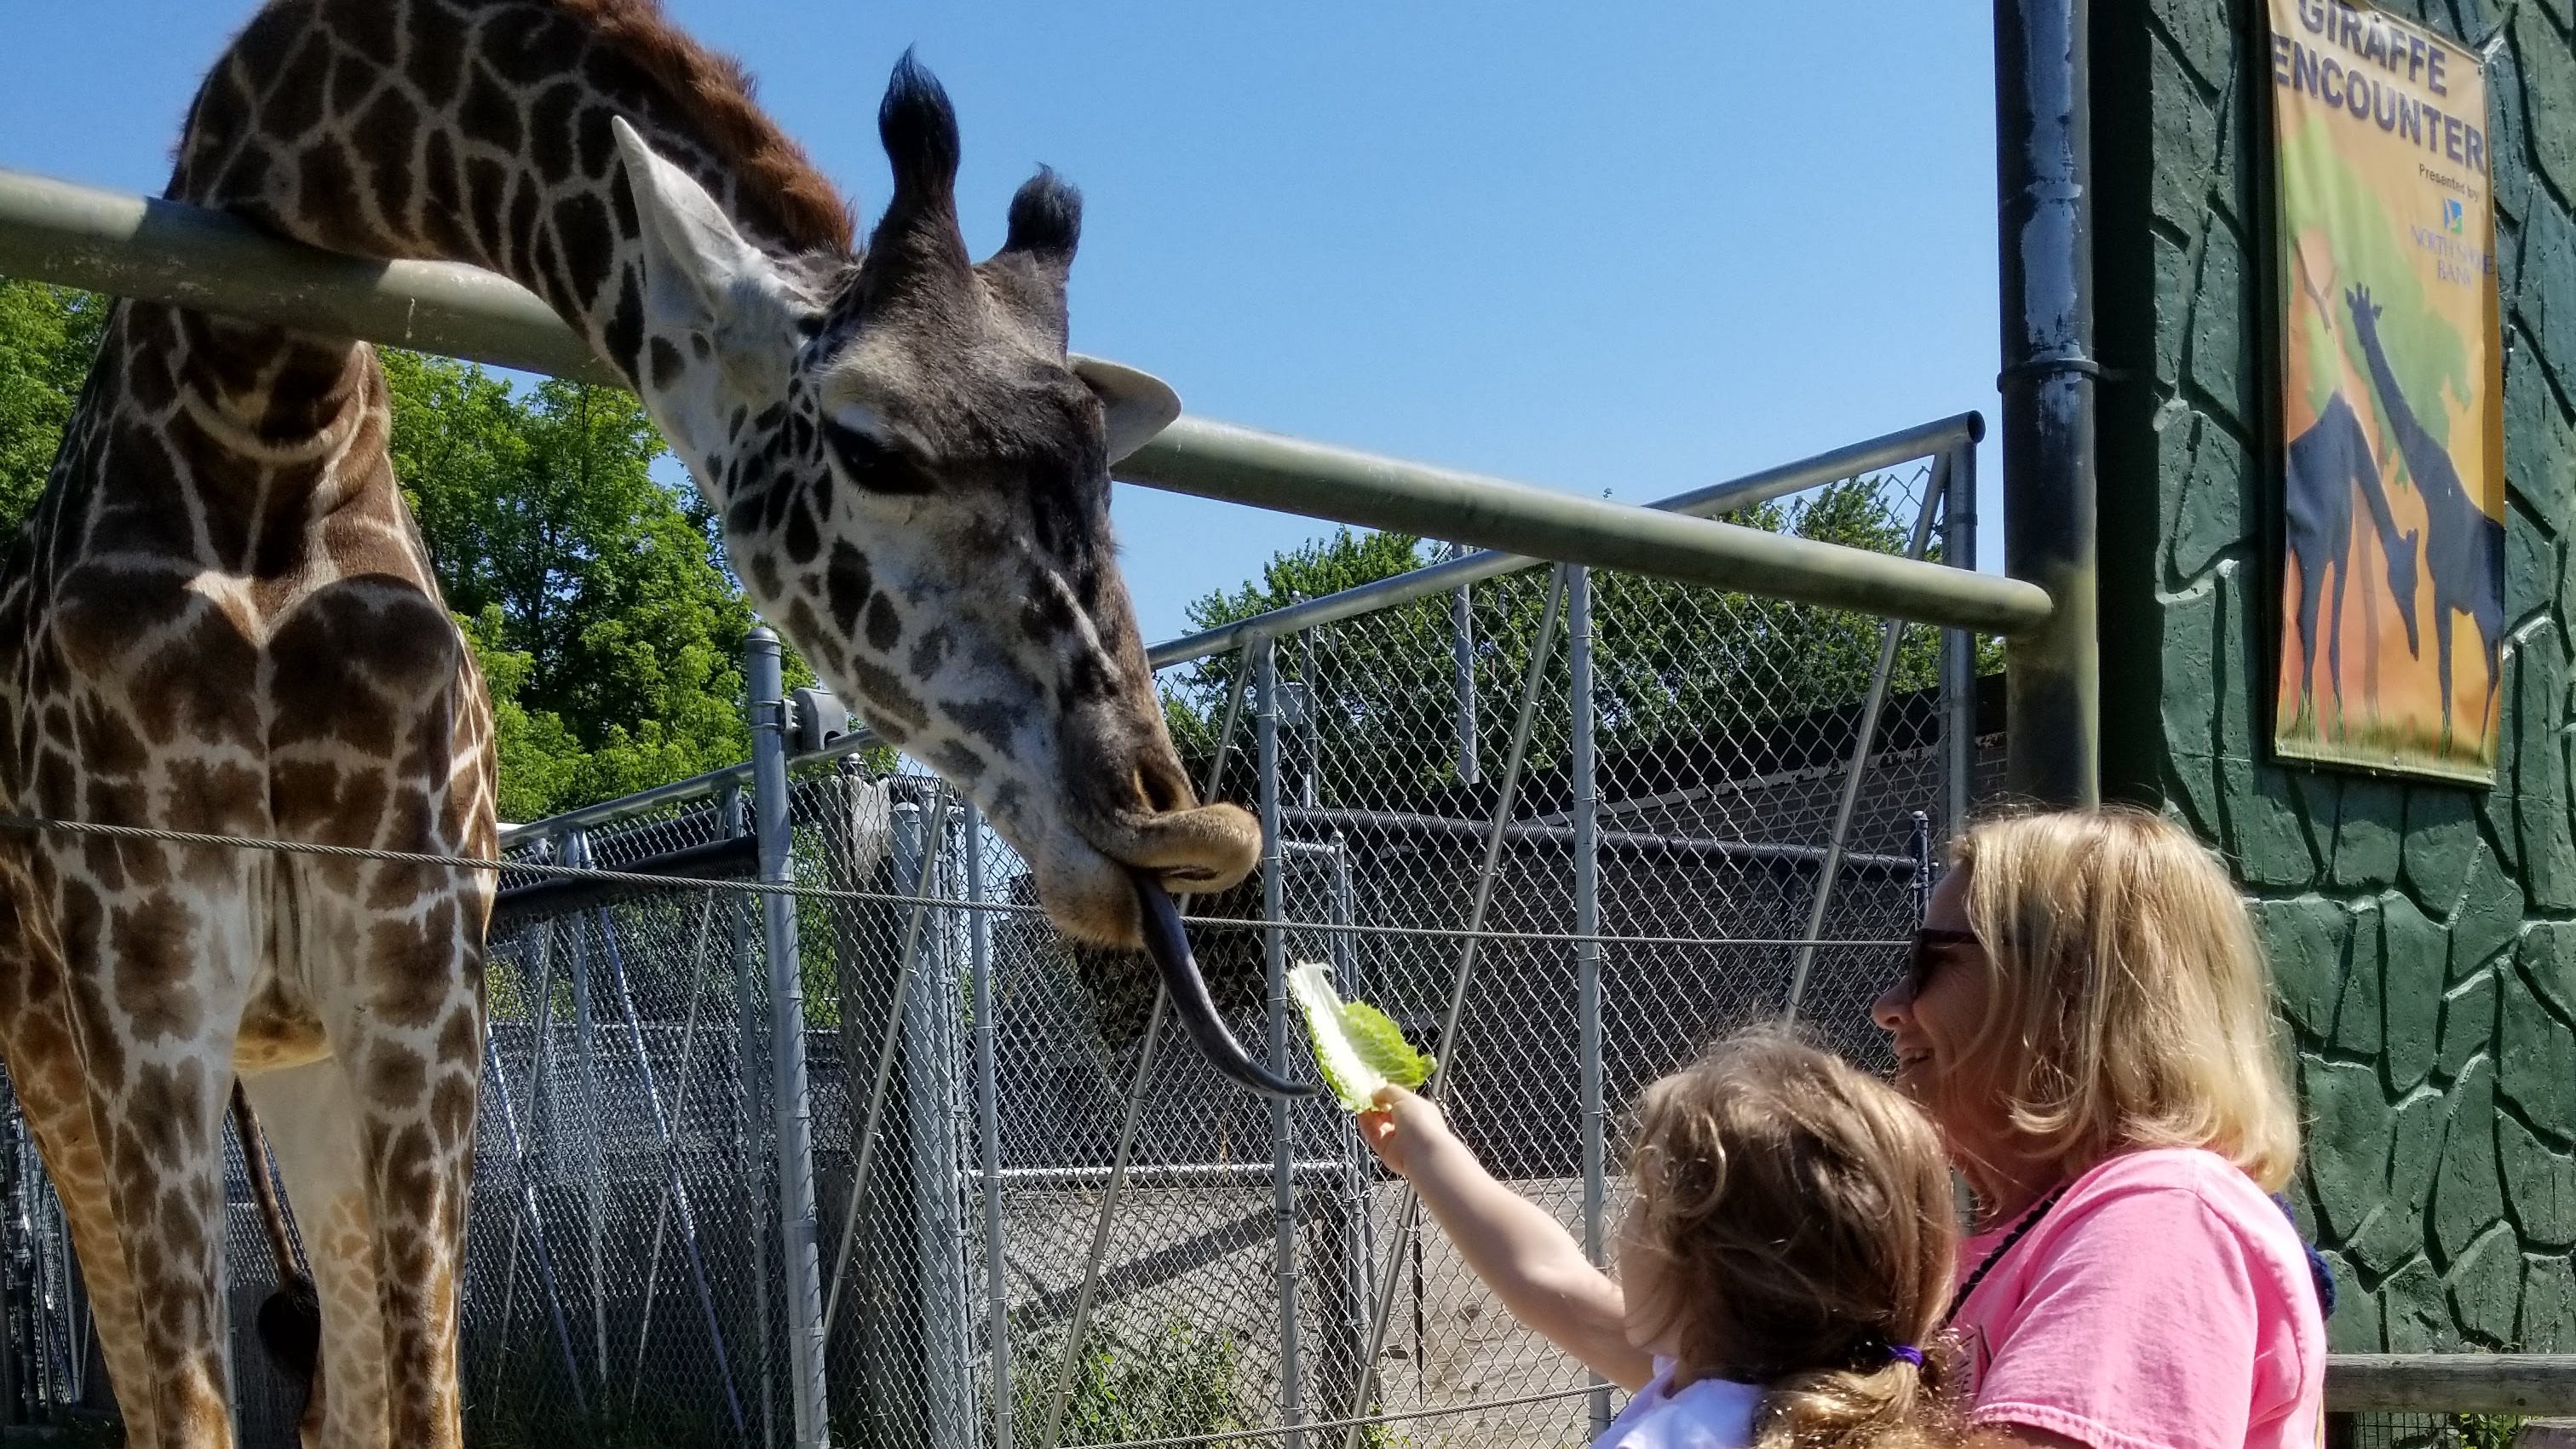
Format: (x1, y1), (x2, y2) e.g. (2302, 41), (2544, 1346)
(1567, 566), (1609, 1439)
(0, 167), (2049, 632)
(969, 802), (1009, 1449)
(820, 792), (946, 1336)
(1910, 813), (1935, 926)
(749, 626), (831, 1449)
(901, 805), (976, 1449)
(1325, 835), (1369, 1433)
(1258, 640), (1305, 1449)
(1341, 569), (1567, 1449)
(564, 831), (610, 1385)
(723, 782), (779, 1449)
(1452, 550), (1479, 787)
(1996, 0), (2099, 804)
(1784, 470), (1946, 1023)
(1940, 440), (1981, 836)
(1039, 655), (1252, 1449)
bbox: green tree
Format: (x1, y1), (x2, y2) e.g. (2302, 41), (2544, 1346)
(0, 279), (108, 534)
(382, 352), (788, 818)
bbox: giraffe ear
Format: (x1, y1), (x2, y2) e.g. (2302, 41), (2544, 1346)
(612, 117), (790, 339)
(1070, 356), (1182, 464)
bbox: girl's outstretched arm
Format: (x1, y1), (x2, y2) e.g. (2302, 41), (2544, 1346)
(1360, 1085), (1653, 1391)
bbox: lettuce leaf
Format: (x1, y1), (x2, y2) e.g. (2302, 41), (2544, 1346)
(1288, 962), (1435, 1113)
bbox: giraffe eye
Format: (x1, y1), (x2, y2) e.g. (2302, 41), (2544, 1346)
(820, 411), (934, 496)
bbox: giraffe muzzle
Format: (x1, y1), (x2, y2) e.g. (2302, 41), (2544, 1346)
(1133, 871), (1319, 1100)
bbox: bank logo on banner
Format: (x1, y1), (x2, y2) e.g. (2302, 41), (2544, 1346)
(2267, 0), (2505, 785)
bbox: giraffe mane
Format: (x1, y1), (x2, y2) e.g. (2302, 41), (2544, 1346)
(554, 0), (857, 254)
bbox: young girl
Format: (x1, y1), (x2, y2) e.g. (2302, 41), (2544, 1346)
(1360, 1031), (1958, 1449)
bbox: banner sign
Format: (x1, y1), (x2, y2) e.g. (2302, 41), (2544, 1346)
(2267, 0), (2504, 785)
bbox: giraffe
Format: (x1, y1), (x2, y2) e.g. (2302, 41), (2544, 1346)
(2279, 236), (2422, 735)
(1, 1), (1285, 1445)
(2347, 284), (2505, 739)
(2283, 391), (2421, 728)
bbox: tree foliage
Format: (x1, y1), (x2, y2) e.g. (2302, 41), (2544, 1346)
(0, 279), (107, 532)
(378, 350), (796, 820)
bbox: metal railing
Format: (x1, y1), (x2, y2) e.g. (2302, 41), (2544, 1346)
(0, 166), (2049, 639)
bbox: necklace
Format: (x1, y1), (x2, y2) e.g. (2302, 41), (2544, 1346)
(1941, 1180), (2074, 1327)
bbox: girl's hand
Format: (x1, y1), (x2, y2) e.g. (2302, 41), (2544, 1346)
(1357, 1084), (1451, 1179)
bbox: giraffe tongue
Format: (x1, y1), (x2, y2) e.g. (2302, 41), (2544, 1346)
(1132, 871), (1318, 1100)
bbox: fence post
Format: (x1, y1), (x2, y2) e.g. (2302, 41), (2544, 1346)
(1258, 638), (1305, 1449)
(967, 802), (1009, 1449)
(722, 781), (779, 1449)
(1941, 440), (1980, 837)
(748, 626), (831, 1449)
(894, 799), (975, 1449)
(564, 829), (611, 1385)
(1568, 566), (1610, 1439)
(1452, 547), (1479, 786)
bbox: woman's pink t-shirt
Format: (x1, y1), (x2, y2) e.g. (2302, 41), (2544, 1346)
(1949, 1147), (2326, 1449)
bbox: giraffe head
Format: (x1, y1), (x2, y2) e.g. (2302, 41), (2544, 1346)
(613, 57), (1298, 1095)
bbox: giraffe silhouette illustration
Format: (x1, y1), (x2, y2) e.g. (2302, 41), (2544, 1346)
(2346, 285), (2504, 741)
(2284, 388), (2420, 734)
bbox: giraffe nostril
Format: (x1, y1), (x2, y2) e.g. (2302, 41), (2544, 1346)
(1133, 764), (1185, 814)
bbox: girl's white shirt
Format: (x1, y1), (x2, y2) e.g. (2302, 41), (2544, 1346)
(1593, 1358), (1764, 1449)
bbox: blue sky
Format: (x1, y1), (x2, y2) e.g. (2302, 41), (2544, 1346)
(0, 1), (2004, 644)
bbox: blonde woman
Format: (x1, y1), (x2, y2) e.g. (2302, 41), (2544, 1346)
(1362, 1032), (1960, 1449)
(1872, 807), (2327, 1449)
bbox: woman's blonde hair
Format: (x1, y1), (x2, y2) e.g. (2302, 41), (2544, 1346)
(1951, 805), (2299, 1191)
(1623, 1031), (1958, 1449)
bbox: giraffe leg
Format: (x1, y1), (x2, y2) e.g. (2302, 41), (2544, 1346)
(0, 876), (161, 1448)
(2326, 552), (2349, 730)
(0, 1021), (161, 1447)
(293, 867), (484, 1449)
(241, 1062), (384, 1449)
(55, 847), (262, 1449)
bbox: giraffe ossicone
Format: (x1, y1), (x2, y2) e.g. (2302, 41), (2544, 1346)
(0, 4), (1296, 1447)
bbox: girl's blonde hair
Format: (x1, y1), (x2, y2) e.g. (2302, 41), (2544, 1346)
(1624, 1031), (1958, 1449)
(1952, 805), (2300, 1191)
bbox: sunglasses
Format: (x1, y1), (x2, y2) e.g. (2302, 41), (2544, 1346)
(1898, 928), (1981, 1000)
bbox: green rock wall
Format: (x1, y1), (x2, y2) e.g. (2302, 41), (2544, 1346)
(2093, 0), (2576, 1348)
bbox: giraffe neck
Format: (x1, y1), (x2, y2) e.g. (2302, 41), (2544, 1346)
(2352, 433), (2410, 553)
(166, 0), (853, 388)
(2351, 319), (2453, 503)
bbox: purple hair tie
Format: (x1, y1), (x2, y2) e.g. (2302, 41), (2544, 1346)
(1889, 1344), (1924, 1367)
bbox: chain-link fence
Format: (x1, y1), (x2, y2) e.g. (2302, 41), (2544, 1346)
(0, 419), (2000, 1449)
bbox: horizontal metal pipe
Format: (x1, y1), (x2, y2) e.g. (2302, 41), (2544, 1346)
(0, 167), (2050, 635)
(2324, 1354), (2576, 1415)
(970, 1161), (1349, 1191)
(1124, 418), (2047, 635)
(1148, 412), (1982, 668)
(499, 411), (1993, 847)
(0, 167), (624, 388)
(489, 833), (757, 930)
(1279, 807), (1918, 875)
